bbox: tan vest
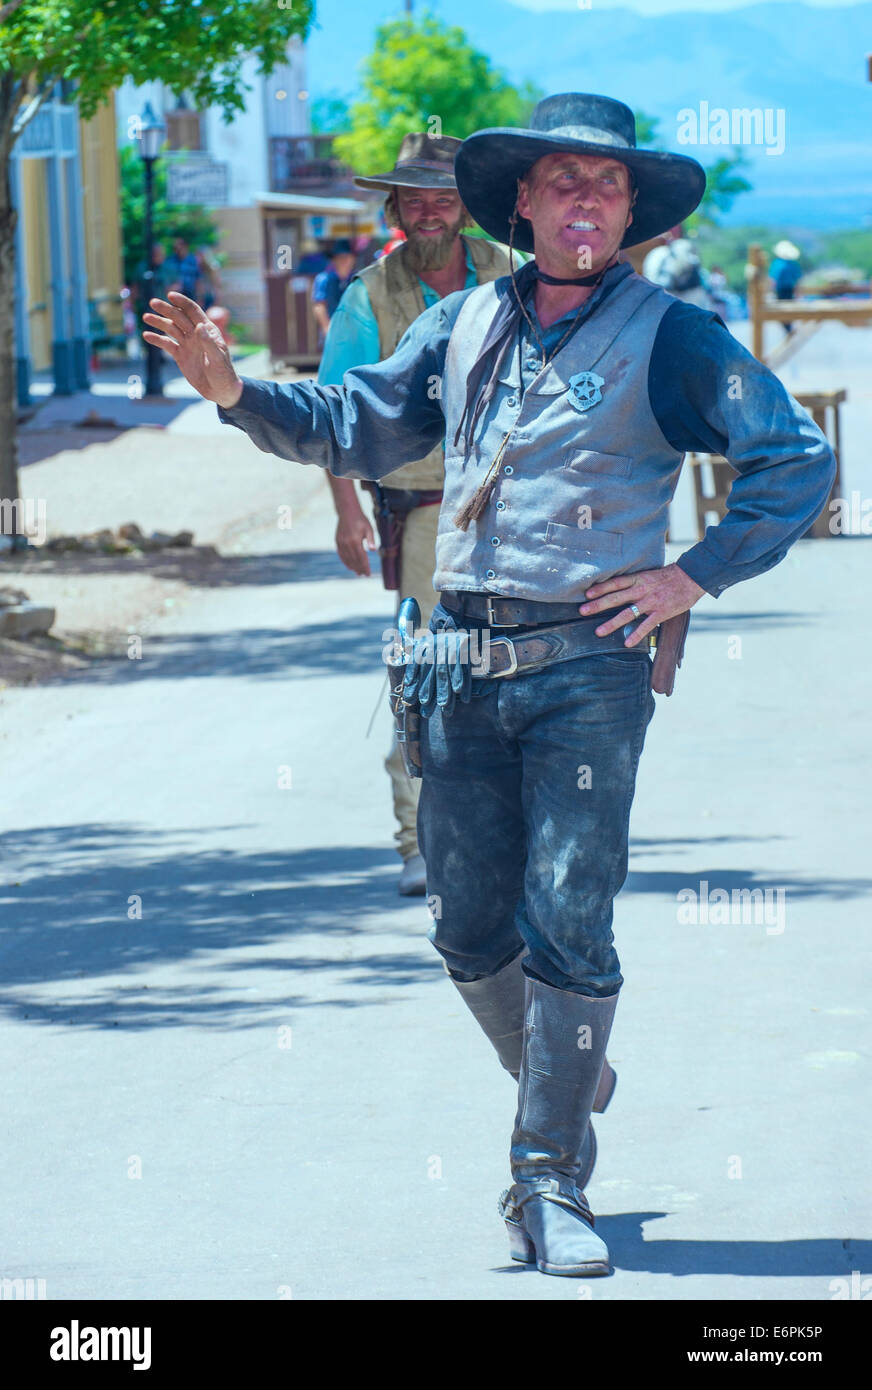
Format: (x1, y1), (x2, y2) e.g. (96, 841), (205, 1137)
(354, 235), (512, 488)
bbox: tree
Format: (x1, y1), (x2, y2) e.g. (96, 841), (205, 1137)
(309, 92), (350, 136)
(690, 151), (753, 230)
(332, 13), (542, 176)
(0, 0), (314, 516)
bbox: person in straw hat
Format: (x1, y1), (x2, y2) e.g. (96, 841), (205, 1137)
(770, 239), (803, 332)
(143, 92), (835, 1279)
(317, 133), (512, 897)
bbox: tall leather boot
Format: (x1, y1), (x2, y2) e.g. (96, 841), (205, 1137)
(446, 953), (614, 1189)
(446, 953), (617, 1100)
(499, 975), (619, 1276)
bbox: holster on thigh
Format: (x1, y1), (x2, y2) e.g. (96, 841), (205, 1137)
(388, 596), (422, 779)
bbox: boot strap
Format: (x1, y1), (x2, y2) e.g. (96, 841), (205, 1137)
(499, 1177), (595, 1226)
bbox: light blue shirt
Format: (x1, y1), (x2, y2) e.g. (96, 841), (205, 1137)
(317, 243), (480, 386)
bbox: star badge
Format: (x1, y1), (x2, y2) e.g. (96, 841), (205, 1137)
(567, 371), (605, 413)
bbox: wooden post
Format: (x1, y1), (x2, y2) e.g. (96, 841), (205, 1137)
(747, 243), (768, 361)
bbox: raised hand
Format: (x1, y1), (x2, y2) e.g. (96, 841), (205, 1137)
(142, 291), (243, 409)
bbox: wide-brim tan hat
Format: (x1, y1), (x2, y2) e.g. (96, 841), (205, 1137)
(353, 132), (461, 192)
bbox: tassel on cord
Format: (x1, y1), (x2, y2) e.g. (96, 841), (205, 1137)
(452, 203), (617, 532)
(454, 207), (538, 529)
(452, 208), (530, 455)
(452, 478), (496, 531)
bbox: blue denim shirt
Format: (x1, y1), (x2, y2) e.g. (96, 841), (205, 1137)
(218, 262), (836, 598)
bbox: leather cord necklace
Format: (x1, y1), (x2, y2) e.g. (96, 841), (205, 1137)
(452, 220), (616, 531)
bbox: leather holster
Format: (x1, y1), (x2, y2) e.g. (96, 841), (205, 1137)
(651, 610), (691, 696)
(361, 483), (443, 592)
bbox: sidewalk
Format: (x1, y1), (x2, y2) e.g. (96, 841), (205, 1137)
(5, 352), (324, 677)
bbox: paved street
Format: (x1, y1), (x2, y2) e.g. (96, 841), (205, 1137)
(1, 332), (870, 1300)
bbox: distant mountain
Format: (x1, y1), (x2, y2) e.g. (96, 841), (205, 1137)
(303, 0), (872, 229)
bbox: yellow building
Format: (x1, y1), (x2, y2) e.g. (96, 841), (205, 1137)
(13, 82), (123, 398)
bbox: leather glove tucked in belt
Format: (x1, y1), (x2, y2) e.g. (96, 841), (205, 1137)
(402, 603), (474, 718)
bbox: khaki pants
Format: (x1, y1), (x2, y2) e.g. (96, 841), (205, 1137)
(385, 501), (440, 861)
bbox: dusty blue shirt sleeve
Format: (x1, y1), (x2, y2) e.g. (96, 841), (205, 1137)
(216, 290), (471, 480)
(316, 278), (380, 386)
(649, 300), (837, 597)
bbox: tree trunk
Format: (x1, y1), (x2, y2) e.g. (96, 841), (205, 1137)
(0, 74), (21, 522)
(0, 92), (21, 517)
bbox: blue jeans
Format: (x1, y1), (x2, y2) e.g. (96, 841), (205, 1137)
(418, 649), (656, 997)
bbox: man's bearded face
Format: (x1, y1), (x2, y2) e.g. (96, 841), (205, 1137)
(395, 187), (466, 270)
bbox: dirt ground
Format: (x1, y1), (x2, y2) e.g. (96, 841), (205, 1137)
(2, 368), (325, 687)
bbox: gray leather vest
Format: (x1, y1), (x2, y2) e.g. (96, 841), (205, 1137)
(435, 270), (684, 602)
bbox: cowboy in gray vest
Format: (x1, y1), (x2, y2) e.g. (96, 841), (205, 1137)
(318, 134), (512, 897)
(143, 92), (836, 1279)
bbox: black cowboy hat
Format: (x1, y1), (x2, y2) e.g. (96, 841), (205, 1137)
(455, 93), (706, 253)
(353, 133), (462, 192)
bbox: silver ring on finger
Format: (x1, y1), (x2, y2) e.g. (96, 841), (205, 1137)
(630, 603), (642, 619)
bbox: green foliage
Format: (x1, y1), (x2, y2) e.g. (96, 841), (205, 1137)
(691, 223), (778, 291)
(118, 142), (217, 290)
(634, 111), (660, 148)
(691, 224), (872, 294)
(310, 92), (351, 135)
(689, 152), (753, 230)
(332, 13), (542, 174)
(810, 228), (872, 280)
(0, 0), (315, 124)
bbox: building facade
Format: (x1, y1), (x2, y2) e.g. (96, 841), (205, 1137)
(115, 40), (381, 349)
(12, 80), (123, 402)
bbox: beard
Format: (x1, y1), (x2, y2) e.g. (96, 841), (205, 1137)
(402, 211), (465, 271)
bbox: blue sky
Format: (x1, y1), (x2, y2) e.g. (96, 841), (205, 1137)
(302, 0), (872, 228)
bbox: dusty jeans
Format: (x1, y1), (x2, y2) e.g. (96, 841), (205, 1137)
(418, 646), (656, 996)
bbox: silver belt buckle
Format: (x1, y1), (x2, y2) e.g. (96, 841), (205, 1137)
(487, 636), (519, 679)
(486, 595), (520, 628)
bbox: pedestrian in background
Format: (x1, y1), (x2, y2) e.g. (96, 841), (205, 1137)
(706, 263), (729, 318)
(311, 239), (357, 345)
(317, 133), (512, 895)
(770, 239), (803, 332)
(195, 249), (221, 311)
(642, 223), (707, 306)
(165, 236), (202, 300)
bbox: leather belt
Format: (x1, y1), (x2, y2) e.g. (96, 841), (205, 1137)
(438, 590), (692, 695)
(439, 589), (621, 629)
(379, 486), (443, 511)
(466, 617), (649, 680)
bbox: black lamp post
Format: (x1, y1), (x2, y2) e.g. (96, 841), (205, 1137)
(138, 101), (166, 397)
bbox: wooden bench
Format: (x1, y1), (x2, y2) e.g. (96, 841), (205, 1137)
(685, 453), (737, 541)
(795, 389), (845, 537)
(683, 388), (845, 542)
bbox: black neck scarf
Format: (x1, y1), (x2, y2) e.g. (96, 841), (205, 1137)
(452, 259), (628, 455)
